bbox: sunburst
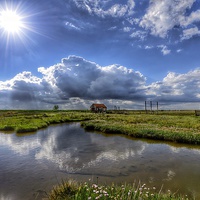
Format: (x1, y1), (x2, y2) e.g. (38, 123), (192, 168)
(0, 9), (24, 34)
(0, 3), (44, 51)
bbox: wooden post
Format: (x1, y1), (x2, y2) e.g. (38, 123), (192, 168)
(150, 101), (152, 113)
(157, 101), (159, 114)
(145, 101), (147, 113)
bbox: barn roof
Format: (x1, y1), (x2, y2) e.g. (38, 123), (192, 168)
(91, 103), (107, 108)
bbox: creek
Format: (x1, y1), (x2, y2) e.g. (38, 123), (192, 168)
(0, 123), (200, 199)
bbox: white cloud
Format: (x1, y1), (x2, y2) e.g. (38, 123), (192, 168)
(145, 45), (154, 50)
(123, 27), (132, 32)
(39, 56), (146, 101)
(2, 56), (200, 110)
(147, 69), (200, 103)
(130, 30), (147, 40)
(181, 27), (200, 40)
(73, 0), (135, 18)
(70, 0), (200, 42)
(108, 26), (117, 31)
(181, 9), (200, 27)
(0, 56), (147, 109)
(140, 0), (195, 38)
(127, 17), (140, 25)
(65, 21), (81, 31)
(158, 45), (171, 55)
(176, 49), (182, 53)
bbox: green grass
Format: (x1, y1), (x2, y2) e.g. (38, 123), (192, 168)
(81, 111), (200, 145)
(0, 110), (200, 145)
(48, 180), (190, 200)
(0, 110), (94, 133)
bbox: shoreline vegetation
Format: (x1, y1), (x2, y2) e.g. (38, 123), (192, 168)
(47, 180), (190, 200)
(0, 110), (200, 145)
(0, 109), (198, 199)
(81, 111), (200, 145)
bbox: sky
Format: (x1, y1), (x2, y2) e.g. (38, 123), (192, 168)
(1, 0), (200, 110)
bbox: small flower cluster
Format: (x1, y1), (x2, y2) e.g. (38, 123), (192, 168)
(86, 183), (109, 200)
(134, 183), (158, 198)
(49, 179), (190, 200)
(79, 182), (163, 200)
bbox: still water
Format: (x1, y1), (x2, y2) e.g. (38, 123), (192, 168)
(0, 123), (200, 199)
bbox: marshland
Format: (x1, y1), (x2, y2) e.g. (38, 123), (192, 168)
(0, 110), (200, 199)
(1, 110), (200, 145)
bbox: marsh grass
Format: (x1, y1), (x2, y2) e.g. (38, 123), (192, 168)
(81, 112), (200, 145)
(0, 110), (94, 133)
(0, 110), (200, 145)
(48, 180), (189, 200)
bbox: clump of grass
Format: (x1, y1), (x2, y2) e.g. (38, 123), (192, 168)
(0, 125), (15, 131)
(48, 180), (190, 200)
(16, 125), (38, 133)
(0, 110), (95, 134)
(81, 114), (200, 145)
(49, 180), (78, 200)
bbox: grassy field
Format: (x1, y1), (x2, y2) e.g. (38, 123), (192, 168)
(0, 110), (93, 133)
(48, 180), (189, 200)
(0, 110), (200, 145)
(81, 110), (200, 145)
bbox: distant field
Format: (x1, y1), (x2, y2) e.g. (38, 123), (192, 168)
(0, 110), (200, 145)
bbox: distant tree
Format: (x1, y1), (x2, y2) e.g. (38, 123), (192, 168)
(53, 105), (59, 111)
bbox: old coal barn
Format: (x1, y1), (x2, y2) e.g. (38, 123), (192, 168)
(90, 103), (107, 113)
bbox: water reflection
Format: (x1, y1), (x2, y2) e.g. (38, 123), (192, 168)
(0, 123), (200, 199)
(35, 123), (147, 174)
(0, 132), (41, 156)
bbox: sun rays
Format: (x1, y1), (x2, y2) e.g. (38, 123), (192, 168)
(0, 9), (24, 34)
(0, 2), (48, 55)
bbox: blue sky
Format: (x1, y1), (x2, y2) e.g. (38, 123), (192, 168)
(1, 0), (200, 110)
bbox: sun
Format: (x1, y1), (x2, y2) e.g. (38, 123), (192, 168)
(0, 3), (46, 49)
(0, 9), (24, 34)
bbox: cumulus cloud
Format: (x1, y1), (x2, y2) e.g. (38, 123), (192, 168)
(140, 0), (195, 38)
(73, 0), (135, 18)
(38, 56), (146, 101)
(147, 69), (200, 103)
(0, 56), (147, 109)
(0, 71), (43, 101)
(1, 56), (200, 110)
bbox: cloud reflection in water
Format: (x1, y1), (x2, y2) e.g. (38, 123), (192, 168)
(34, 123), (147, 174)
